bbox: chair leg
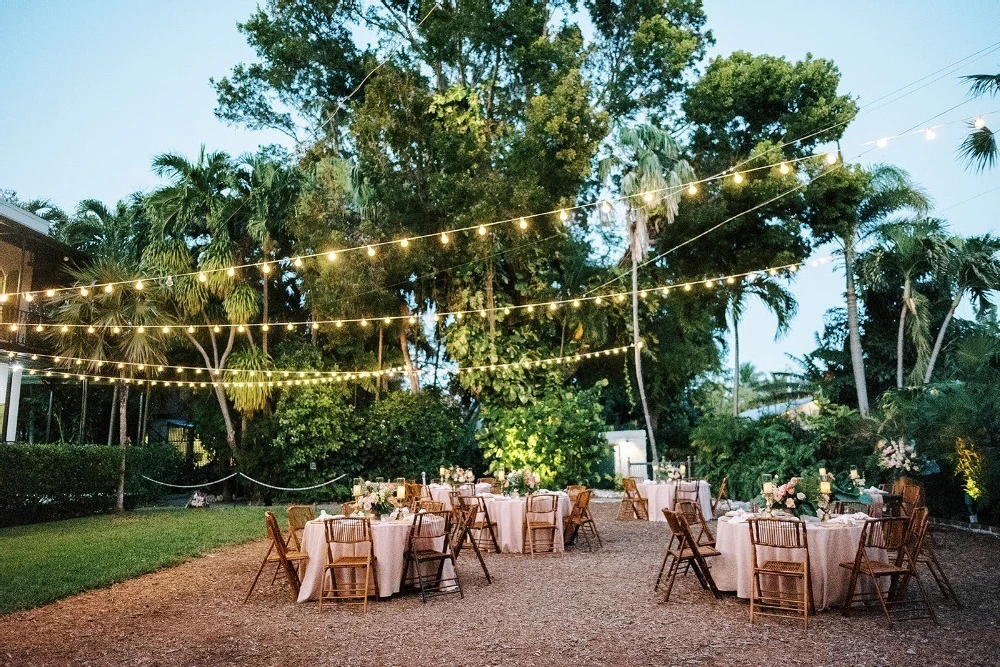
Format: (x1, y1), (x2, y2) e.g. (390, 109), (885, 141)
(654, 548), (672, 591)
(662, 556), (682, 603)
(243, 551), (272, 603)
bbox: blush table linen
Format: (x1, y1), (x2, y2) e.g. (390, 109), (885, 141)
(638, 480), (713, 521)
(711, 516), (872, 610)
(296, 515), (454, 602)
(428, 483), (493, 509)
(483, 493), (572, 554)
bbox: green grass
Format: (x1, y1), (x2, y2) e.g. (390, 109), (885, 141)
(0, 506), (281, 615)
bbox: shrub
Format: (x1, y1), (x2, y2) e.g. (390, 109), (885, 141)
(477, 381), (611, 488)
(0, 442), (184, 526)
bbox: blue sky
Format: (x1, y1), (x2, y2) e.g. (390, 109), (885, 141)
(1, 0), (998, 373)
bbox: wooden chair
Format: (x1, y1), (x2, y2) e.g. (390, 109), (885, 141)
(563, 489), (596, 552)
(450, 503), (491, 584)
(747, 517), (813, 628)
(618, 477), (649, 520)
(320, 517), (379, 612)
(418, 499), (444, 512)
(674, 480), (700, 506)
(340, 501), (357, 516)
(711, 476), (731, 516)
(455, 494), (500, 553)
(523, 493), (560, 557)
(893, 478), (924, 518)
(674, 499), (715, 548)
(400, 511), (463, 602)
(285, 505), (314, 551)
(404, 482), (423, 510)
(654, 508), (721, 602)
(829, 500), (871, 515)
(244, 511), (308, 603)
(477, 477), (496, 487)
(839, 510), (937, 628)
(880, 494), (904, 517)
(566, 484), (587, 504)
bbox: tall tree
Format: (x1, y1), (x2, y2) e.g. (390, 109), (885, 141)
(806, 164), (929, 415)
(923, 234), (1000, 383)
(959, 73), (999, 171)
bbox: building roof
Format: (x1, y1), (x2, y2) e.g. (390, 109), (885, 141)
(739, 396), (818, 421)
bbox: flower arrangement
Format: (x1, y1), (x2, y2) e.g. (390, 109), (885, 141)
(504, 467), (541, 495)
(357, 481), (397, 516)
(656, 460), (682, 481)
(439, 466), (475, 485)
(876, 437), (924, 475)
(760, 475), (808, 516)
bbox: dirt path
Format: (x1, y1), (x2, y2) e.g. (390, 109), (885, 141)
(2, 504), (997, 667)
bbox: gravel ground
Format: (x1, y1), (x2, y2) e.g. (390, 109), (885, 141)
(1, 502), (997, 667)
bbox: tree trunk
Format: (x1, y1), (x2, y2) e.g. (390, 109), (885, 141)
(212, 383), (239, 460)
(79, 378), (88, 443)
(107, 384), (118, 446)
(140, 384), (151, 444)
(262, 274), (269, 357)
(400, 304), (419, 392)
(844, 238), (871, 415)
(732, 306), (741, 417)
(924, 292), (961, 384)
(630, 223), (658, 464)
(896, 278), (912, 389)
(376, 325), (384, 400)
(116, 382), (129, 512)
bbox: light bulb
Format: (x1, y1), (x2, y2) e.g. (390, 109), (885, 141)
(518, 217), (528, 230)
(80, 287), (89, 296)
(227, 267), (236, 277)
(36, 325), (43, 332)
(61, 325), (69, 333)
(643, 191), (654, 203)
(187, 326), (195, 333)
(825, 151), (838, 164)
(549, 302), (557, 311)
(367, 245), (376, 257)
(733, 172), (744, 184)
(558, 209), (568, 222)
(478, 224), (487, 236)
(335, 320), (343, 328)
(198, 271), (207, 282)
(440, 232), (450, 244)
(293, 257), (303, 268)
(162, 326), (170, 333)
(726, 277), (735, 284)
(237, 324), (245, 332)
(213, 325), (221, 333)
(600, 200), (612, 214)
(24, 294), (33, 302)
(383, 317), (391, 324)
(360, 319), (368, 327)
(876, 137), (889, 148)
(925, 128), (936, 141)
(408, 316), (417, 324)
(684, 284), (692, 292)
(46, 289), (56, 298)
(104, 284), (113, 293)
(327, 251), (337, 262)
(135, 280), (144, 290)
(779, 162), (790, 175)
(400, 238), (409, 248)
(527, 305), (535, 313)
(572, 299), (581, 308)
(0, 294), (7, 303)
(687, 183), (698, 195)
(502, 307), (510, 315)
(87, 326), (96, 333)
(137, 326), (145, 334)
(974, 115), (986, 130)
(260, 263), (271, 274)
(705, 280), (713, 289)
(261, 323), (269, 331)
(286, 323), (294, 331)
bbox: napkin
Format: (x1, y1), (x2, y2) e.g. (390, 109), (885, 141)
(867, 486), (888, 495)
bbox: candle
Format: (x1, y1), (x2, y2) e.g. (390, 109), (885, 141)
(439, 467), (446, 477)
(421, 472), (426, 486)
(396, 484), (406, 499)
(819, 467), (827, 477)
(762, 482), (773, 495)
(820, 481), (832, 494)
(352, 484), (361, 497)
(850, 468), (859, 480)
(679, 464), (686, 477)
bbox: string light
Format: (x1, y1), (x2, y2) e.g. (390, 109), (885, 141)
(459, 344), (632, 373)
(134, 280), (144, 290)
(366, 245), (376, 257)
(478, 224), (487, 236)
(104, 284), (113, 294)
(876, 137), (889, 148)
(440, 232), (450, 245)
(558, 209), (569, 222)
(79, 287), (89, 296)
(518, 217), (528, 230)
(974, 115), (986, 129)
(227, 267), (236, 277)
(732, 172), (744, 184)
(642, 192), (654, 203)
(260, 263), (271, 274)
(779, 162), (791, 175)
(925, 127), (936, 140)
(293, 257), (303, 268)
(198, 271), (207, 282)
(687, 183), (698, 195)
(400, 238), (409, 248)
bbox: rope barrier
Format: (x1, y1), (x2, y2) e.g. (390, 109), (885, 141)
(139, 472), (347, 492)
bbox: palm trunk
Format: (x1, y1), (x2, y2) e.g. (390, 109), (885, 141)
(79, 378), (88, 444)
(116, 382), (129, 512)
(212, 383), (239, 460)
(924, 292), (962, 384)
(376, 325), (384, 400)
(400, 304), (419, 392)
(107, 384), (118, 446)
(630, 224), (658, 464)
(897, 278), (911, 389)
(732, 307), (740, 417)
(262, 277), (269, 357)
(844, 238), (870, 415)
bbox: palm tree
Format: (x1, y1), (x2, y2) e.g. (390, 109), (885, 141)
(809, 164), (929, 415)
(51, 257), (170, 510)
(725, 275), (797, 415)
(959, 74), (999, 171)
(862, 218), (950, 388)
(600, 125), (694, 464)
(57, 197), (150, 263)
(923, 234), (1000, 383)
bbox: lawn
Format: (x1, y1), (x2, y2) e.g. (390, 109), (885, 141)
(0, 506), (278, 615)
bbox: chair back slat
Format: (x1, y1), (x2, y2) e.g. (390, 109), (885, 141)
(418, 499), (444, 512)
(829, 500), (871, 515)
(748, 517), (807, 550)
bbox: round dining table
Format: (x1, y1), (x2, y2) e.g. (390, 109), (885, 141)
(296, 513), (454, 602)
(428, 483), (493, 509)
(638, 480), (713, 521)
(710, 512), (873, 610)
(482, 492), (572, 553)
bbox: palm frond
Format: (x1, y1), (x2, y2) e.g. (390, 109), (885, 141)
(958, 126), (997, 172)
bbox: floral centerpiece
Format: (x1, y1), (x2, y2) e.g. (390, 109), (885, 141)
(656, 460), (682, 482)
(760, 475), (811, 517)
(876, 437), (928, 477)
(357, 480), (397, 517)
(440, 466), (475, 485)
(504, 467), (541, 495)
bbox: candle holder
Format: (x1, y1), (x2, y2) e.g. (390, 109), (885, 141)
(818, 473), (833, 521)
(395, 477), (406, 501)
(760, 473), (776, 515)
(352, 477), (363, 499)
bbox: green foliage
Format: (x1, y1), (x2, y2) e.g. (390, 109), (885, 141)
(477, 381), (612, 488)
(0, 443), (184, 526)
(0, 506), (277, 614)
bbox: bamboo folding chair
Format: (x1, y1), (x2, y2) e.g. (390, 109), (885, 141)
(839, 510), (938, 628)
(829, 500), (871, 516)
(418, 499), (445, 512)
(405, 482), (424, 510)
(523, 493), (560, 557)
(618, 477), (649, 520)
(341, 501), (357, 516)
(674, 480), (701, 506)
(244, 511), (308, 603)
(654, 508), (721, 602)
(674, 499), (715, 548)
(455, 494), (501, 553)
(450, 503), (492, 584)
(880, 494), (904, 517)
(563, 489), (596, 551)
(578, 488), (602, 547)
(285, 505), (315, 551)
(747, 517), (813, 628)
(400, 511), (463, 602)
(566, 484), (587, 504)
(711, 476), (731, 516)
(320, 517), (380, 613)
(477, 477), (496, 487)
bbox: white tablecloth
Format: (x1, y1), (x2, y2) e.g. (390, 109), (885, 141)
(712, 515), (873, 610)
(428, 483), (493, 509)
(484, 492), (572, 554)
(296, 515), (454, 601)
(638, 480), (712, 521)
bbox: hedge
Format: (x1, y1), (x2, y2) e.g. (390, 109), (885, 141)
(0, 442), (184, 526)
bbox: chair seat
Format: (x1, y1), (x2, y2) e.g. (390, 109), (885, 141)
(267, 550), (308, 563)
(668, 545), (720, 559)
(329, 555), (372, 567)
(526, 520), (557, 528)
(838, 560), (909, 575)
(758, 559), (805, 574)
(412, 549), (449, 560)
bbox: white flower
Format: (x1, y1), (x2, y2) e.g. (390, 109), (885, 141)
(796, 492), (806, 501)
(785, 498), (796, 508)
(532, 473), (541, 484)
